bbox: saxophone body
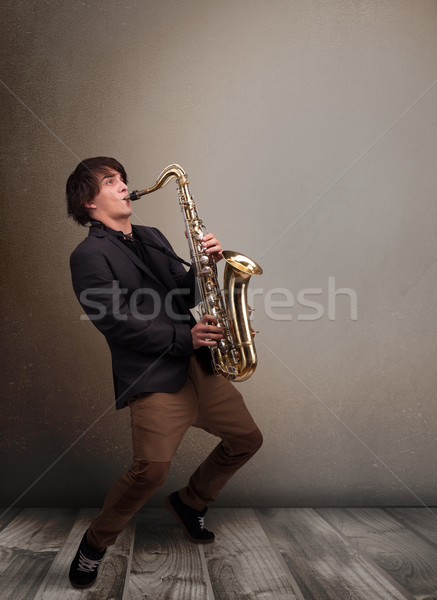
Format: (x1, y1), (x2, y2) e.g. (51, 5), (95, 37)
(128, 164), (262, 382)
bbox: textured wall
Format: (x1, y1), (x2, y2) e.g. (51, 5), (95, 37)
(1, 0), (437, 508)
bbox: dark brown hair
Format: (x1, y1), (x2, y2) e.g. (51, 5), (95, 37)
(66, 157), (128, 226)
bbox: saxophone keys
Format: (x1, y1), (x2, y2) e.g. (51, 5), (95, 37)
(218, 340), (227, 353)
(230, 349), (240, 364)
(193, 222), (204, 240)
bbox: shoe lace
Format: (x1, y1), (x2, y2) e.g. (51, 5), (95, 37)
(197, 515), (205, 530)
(78, 550), (103, 573)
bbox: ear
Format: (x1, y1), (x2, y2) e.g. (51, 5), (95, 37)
(84, 199), (97, 209)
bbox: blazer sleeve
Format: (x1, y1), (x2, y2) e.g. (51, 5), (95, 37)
(70, 246), (193, 357)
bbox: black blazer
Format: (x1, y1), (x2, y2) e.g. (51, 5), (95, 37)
(70, 225), (203, 409)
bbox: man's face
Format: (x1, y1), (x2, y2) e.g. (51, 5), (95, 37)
(86, 169), (132, 222)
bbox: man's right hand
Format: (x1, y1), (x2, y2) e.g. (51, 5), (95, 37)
(191, 314), (223, 349)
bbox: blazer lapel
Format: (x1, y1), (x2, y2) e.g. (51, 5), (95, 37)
(89, 226), (164, 288)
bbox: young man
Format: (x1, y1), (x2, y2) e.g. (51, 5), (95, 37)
(66, 157), (262, 588)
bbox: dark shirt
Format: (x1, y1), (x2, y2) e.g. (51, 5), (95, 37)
(90, 220), (152, 266)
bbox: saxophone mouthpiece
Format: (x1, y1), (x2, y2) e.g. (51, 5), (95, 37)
(127, 190), (141, 201)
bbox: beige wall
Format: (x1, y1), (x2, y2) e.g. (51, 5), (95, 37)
(1, 0), (437, 507)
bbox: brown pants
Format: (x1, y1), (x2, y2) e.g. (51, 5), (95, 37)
(87, 356), (263, 551)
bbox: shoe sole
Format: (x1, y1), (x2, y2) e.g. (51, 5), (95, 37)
(69, 579), (97, 589)
(165, 495), (215, 544)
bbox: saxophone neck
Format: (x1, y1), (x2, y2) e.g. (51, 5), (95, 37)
(128, 164), (188, 201)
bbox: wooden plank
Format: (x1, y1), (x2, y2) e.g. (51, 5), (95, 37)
(260, 508), (410, 600)
(127, 508), (208, 600)
(204, 508), (297, 600)
(384, 508), (437, 547)
(0, 507), (78, 600)
(319, 507), (437, 599)
(34, 507), (134, 600)
(0, 507), (22, 532)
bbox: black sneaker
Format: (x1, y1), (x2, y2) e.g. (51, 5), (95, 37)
(165, 491), (215, 543)
(69, 531), (106, 588)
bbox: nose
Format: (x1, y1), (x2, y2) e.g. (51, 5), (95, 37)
(119, 179), (127, 193)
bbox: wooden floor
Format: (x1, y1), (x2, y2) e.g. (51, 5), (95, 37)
(1, 507), (437, 599)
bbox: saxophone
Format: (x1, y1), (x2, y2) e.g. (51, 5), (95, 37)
(127, 164), (263, 381)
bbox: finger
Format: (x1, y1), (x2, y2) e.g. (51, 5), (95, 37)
(202, 234), (216, 245)
(209, 324), (223, 333)
(201, 330), (223, 341)
(202, 236), (221, 251)
(201, 339), (221, 347)
(202, 237), (219, 248)
(201, 314), (218, 325)
(205, 244), (222, 255)
(198, 328), (222, 339)
(202, 330), (223, 338)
